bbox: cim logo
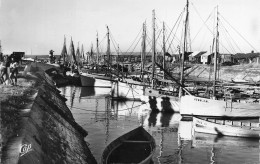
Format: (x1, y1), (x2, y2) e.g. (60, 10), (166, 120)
(20, 144), (33, 157)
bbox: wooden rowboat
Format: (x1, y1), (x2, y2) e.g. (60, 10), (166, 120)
(101, 126), (156, 164)
(193, 117), (260, 138)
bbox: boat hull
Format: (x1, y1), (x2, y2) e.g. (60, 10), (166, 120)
(193, 117), (260, 138)
(101, 126), (156, 164)
(80, 87), (111, 98)
(140, 88), (180, 113)
(180, 95), (260, 117)
(111, 80), (145, 100)
(80, 73), (112, 87)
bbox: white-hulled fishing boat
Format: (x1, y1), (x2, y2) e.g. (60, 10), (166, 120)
(140, 11), (181, 113)
(140, 87), (180, 113)
(111, 78), (146, 100)
(80, 72), (113, 87)
(80, 27), (114, 87)
(193, 117), (260, 138)
(181, 95), (260, 117)
(179, 5), (260, 118)
(111, 22), (148, 100)
(112, 11), (179, 110)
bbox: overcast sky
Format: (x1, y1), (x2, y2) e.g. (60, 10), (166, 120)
(0, 0), (259, 55)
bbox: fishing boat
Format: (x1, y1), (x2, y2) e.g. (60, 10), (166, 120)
(193, 117), (260, 138)
(231, 78), (251, 84)
(80, 72), (113, 87)
(111, 22), (148, 100)
(179, 4), (260, 118)
(79, 86), (111, 98)
(111, 78), (147, 100)
(112, 11), (179, 109)
(180, 94), (260, 117)
(190, 131), (260, 164)
(101, 126), (156, 164)
(60, 35), (68, 65)
(140, 88), (180, 112)
(80, 27), (114, 87)
(139, 11), (182, 112)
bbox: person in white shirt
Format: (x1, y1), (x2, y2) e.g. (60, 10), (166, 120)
(0, 61), (6, 84)
(9, 58), (19, 85)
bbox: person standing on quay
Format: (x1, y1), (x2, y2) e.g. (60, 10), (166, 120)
(9, 57), (19, 85)
(0, 61), (5, 83)
(4, 56), (11, 85)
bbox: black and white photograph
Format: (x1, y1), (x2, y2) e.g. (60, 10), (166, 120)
(0, 0), (260, 163)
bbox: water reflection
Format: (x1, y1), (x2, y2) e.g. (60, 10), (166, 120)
(145, 111), (175, 128)
(80, 86), (95, 97)
(177, 119), (260, 164)
(160, 97), (174, 113)
(178, 119), (193, 141)
(148, 112), (158, 127)
(70, 86), (77, 108)
(80, 87), (111, 98)
(190, 133), (260, 164)
(59, 86), (260, 164)
(143, 110), (181, 128)
(142, 110), (181, 164)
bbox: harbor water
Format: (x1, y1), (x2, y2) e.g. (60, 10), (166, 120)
(59, 86), (260, 164)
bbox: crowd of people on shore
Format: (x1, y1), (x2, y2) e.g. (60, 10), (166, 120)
(0, 55), (19, 86)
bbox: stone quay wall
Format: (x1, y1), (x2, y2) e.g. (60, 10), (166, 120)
(1, 62), (97, 164)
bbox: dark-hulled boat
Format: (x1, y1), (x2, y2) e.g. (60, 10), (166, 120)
(101, 126), (156, 164)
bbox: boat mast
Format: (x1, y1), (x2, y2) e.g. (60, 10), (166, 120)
(62, 35), (67, 64)
(106, 26), (111, 75)
(179, 0), (189, 98)
(152, 10), (156, 88)
(96, 32), (99, 66)
(91, 43), (93, 65)
(163, 22), (166, 79)
(141, 22), (146, 82)
(81, 44), (84, 63)
(70, 37), (76, 67)
(117, 44), (120, 75)
(213, 6), (219, 97)
(76, 42), (80, 67)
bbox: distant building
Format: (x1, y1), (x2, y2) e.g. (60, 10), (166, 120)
(100, 52), (177, 64)
(201, 52), (232, 65)
(233, 51), (260, 64)
(189, 51), (207, 63)
(10, 52), (25, 63)
(220, 53), (233, 63)
(201, 52), (213, 64)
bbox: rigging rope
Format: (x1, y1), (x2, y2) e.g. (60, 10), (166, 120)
(128, 35), (142, 56)
(218, 21), (238, 53)
(198, 29), (211, 51)
(165, 23), (180, 54)
(124, 26), (143, 54)
(110, 31), (125, 55)
(190, 4), (232, 54)
(98, 33), (108, 46)
(110, 35), (119, 55)
(219, 20), (241, 53)
(166, 9), (185, 53)
(190, 6), (215, 44)
(220, 13), (257, 52)
(167, 15), (183, 54)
